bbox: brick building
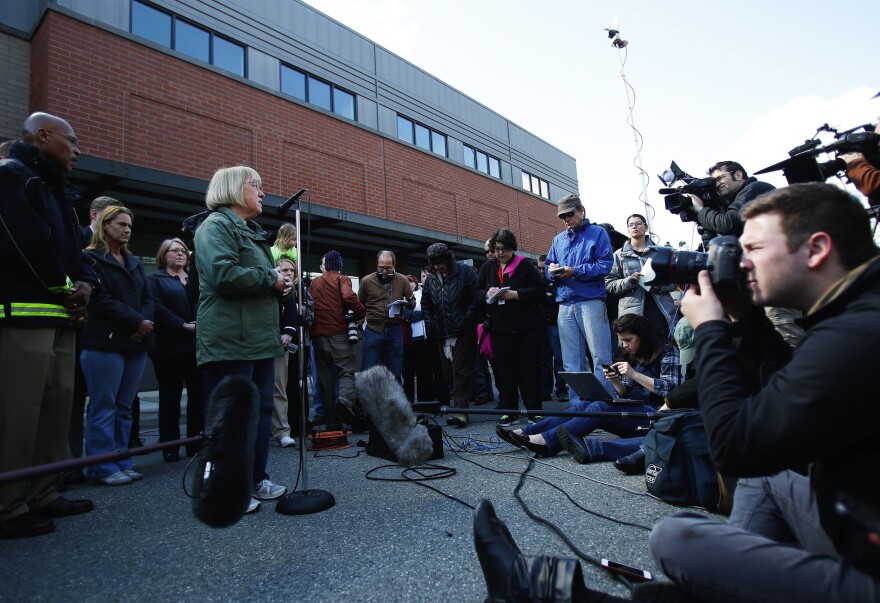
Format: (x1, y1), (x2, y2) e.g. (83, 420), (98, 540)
(0, 0), (579, 273)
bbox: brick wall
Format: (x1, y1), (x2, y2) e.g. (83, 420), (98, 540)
(0, 31), (31, 141)
(32, 12), (561, 255)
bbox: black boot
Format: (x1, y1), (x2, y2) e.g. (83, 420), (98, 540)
(473, 499), (626, 602)
(613, 449), (646, 475)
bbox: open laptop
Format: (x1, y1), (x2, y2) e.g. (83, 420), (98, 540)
(559, 372), (646, 405)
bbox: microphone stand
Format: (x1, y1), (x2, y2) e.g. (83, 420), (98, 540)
(276, 190), (336, 515)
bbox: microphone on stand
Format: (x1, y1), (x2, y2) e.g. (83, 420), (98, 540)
(277, 189), (307, 218)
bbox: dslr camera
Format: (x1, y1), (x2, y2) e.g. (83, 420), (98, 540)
(658, 161), (721, 223)
(343, 310), (359, 343)
(642, 236), (742, 293)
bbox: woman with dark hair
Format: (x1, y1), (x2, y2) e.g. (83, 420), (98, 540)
(194, 166), (290, 513)
(497, 313), (679, 458)
(476, 228), (546, 425)
(605, 213), (679, 338)
(147, 237), (204, 462)
(81, 206), (154, 485)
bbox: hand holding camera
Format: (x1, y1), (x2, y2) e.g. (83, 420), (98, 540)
(681, 270), (726, 330)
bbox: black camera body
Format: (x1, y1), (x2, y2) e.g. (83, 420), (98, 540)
(645, 236), (742, 291)
(343, 310), (359, 343)
(658, 162), (720, 223)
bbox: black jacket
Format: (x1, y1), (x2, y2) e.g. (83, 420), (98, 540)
(0, 142), (97, 327)
(80, 249), (154, 353)
(696, 177), (775, 247)
(421, 261), (478, 339)
(476, 256), (545, 334)
(147, 270), (196, 355)
(694, 255), (880, 548)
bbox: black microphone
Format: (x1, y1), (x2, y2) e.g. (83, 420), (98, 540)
(356, 366), (435, 467)
(191, 375), (258, 528)
(276, 188), (307, 217)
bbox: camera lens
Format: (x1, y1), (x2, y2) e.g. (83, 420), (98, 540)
(646, 248), (710, 286)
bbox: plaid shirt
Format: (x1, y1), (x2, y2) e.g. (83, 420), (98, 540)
(622, 343), (680, 400)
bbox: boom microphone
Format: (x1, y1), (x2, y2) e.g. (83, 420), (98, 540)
(356, 366), (435, 468)
(191, 375), (258, 528)
(276, 188), (307, 217)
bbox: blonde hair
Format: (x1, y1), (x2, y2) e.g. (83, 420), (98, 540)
(155, 237), (190, 269)
(275, 223), (297, 250)
(87, 206), (134, 253)
(205, 166), (261, 211)
(276, 257), (296, 273)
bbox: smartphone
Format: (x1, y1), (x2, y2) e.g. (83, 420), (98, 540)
(549, 266), (564, 276)
(600, 559), (652, 582)
(601, 363), (621, 377)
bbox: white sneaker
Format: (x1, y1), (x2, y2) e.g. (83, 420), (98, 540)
(278, 436), (296, 448)
(253, 479), (287, 501)
(246, 498), (262, 514)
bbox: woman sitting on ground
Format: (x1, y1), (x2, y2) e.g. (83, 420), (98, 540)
(496, 314), (679, 458)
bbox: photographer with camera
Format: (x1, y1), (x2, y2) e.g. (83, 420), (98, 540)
(309, 251), (365, 430)
(686, 161), (775, 247)
(471, 183), (880, 602)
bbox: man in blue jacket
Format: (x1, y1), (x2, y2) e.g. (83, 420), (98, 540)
(545, 194), (614, 397)
(0, 112), (98, 538)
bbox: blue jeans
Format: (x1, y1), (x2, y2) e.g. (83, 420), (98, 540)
(541, 325), (565, 398)
(557, 300), (613, 400)
(583, 436), (643, 462)
(81, 349), (148, 477)
(520, 399), (653, 455)
(361, 324), (403, 380)
(202, 358), (275, 486)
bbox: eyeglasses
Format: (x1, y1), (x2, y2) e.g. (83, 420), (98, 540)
(627, 221), (646, 228)
(245, 181), (263, 192)
(377, 265), (395, 271)
(558, 211), (575, 220)
(494, 246), (511, 253)
(167, 248), (187, 254)
(47, 131), (79, 148)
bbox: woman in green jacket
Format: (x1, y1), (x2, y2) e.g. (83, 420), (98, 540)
(194, 166), (290, 514)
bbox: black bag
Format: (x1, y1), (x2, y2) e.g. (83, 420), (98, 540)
(642, 409), (726, 512)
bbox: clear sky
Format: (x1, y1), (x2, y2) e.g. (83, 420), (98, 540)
(303, 0), (879, 249)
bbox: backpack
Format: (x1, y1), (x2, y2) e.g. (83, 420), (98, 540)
(642, 409), (732, 513)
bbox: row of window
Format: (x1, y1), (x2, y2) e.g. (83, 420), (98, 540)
(522, 170), (550, 199)
(280, 64), (355, 120)
(131, 1), (549, 199)
(132, 0), (245, 76)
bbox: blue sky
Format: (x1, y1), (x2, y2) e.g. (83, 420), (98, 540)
(303, 0), (879, 248)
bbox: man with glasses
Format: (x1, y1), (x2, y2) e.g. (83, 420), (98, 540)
(357, 250), (414, 381)
(1, 112), (98, 538)
(545, 194), (615, 397)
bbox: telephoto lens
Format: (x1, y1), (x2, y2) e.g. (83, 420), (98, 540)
(343, 311), (359, 343)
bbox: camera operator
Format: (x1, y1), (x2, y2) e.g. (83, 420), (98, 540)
(686, 160), (775, 248)
(841, 151), (880, 201)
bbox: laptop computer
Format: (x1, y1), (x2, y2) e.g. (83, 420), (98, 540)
(559, 372), (646, 405)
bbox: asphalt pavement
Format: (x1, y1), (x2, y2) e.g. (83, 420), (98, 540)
(0, 396), (722, 602)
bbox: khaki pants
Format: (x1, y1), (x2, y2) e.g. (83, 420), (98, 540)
(0, 326), (75, 521)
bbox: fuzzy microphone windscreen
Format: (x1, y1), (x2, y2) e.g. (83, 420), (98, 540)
(192, 375), (258, 527)
(356, 365), (434, 468)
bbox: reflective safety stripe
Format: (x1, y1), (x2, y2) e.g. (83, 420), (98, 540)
(0, 307), (5, 319)
(9, 303), (69, 318)
(47, 276), (74, 294)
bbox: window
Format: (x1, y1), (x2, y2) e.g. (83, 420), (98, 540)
(395, 115), (447, 157)
(280, 64), (357, 119)
(131, 0), (171, 47)
(175, 19), (209, 63)
(213, 35), (245, 77)
(280, 65), (306, 101)
(521, 169), (550, 199)
(464, 144), (502, 180)
(130, 1), (246, 77)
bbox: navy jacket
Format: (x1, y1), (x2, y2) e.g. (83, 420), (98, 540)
(147, 269), (196, 355)
(0, 142), (97, 327)
(80, 249), (154, 354)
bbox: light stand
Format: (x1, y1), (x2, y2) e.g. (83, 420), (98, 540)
(275, 189), (336, 515)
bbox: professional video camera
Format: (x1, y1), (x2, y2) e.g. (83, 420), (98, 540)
(642, 236), (742, 294)
(755, 123), (879, 185)
(657, 161), (720, 222)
